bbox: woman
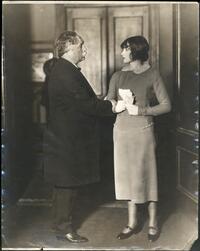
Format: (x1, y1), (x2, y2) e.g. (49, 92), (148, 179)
(106, 36), (171, 242)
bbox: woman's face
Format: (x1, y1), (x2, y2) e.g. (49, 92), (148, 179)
(121, 46), (132, 64)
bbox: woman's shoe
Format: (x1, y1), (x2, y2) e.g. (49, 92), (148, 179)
(117, 224), (141, 240)
(148, 226), (160, 242)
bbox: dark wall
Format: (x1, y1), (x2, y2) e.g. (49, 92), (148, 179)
(3, 5), (34, 205)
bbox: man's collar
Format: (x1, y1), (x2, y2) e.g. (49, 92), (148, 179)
(69, 61), (79, 68)
(61, 57), (81, 70)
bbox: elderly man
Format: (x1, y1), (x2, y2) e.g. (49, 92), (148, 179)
(43, 31), (124, 243)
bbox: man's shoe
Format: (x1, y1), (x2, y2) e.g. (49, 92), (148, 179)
(64, 231), (88, 243)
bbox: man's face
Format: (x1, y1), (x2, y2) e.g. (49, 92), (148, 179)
(71, 36), (87, 64)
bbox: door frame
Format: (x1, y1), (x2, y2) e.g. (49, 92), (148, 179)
(173, 4), (198, 203)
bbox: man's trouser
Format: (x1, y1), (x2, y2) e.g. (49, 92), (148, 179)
(52, 186), (78, 233)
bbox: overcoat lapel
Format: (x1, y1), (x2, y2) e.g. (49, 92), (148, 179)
(62, 59), (96, 97)
(77, 71), (96, 97)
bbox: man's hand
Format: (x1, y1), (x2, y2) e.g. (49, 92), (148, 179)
(113, 100), (126, 113)
(126, 104), (139, 115)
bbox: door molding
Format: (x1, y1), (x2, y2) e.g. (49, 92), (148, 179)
(173, 4), (199, 203)
(177, 146), (198, 203)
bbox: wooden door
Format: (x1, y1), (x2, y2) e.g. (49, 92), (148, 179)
(108, 5), (149, 75)
(66, 7), (107, 98)
(174, 4), (199, 203)
(65, 5), (158, 97)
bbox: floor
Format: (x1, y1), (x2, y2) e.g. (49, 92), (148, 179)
(2, 170), (198, 250)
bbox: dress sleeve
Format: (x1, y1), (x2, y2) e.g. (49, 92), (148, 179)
(106, 72), (120, 101)
(138, 71), (171, 116)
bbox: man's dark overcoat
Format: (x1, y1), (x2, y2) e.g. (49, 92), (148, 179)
(43, 58), (113, 187)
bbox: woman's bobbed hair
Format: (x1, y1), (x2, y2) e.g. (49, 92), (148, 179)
(121, 36), (149, 64)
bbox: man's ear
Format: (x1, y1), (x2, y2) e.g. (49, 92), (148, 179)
(64, 41), (73, 53)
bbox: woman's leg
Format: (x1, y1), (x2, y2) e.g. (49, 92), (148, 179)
(128, 200), (137, 228)
(148, 201), (157, 227)
(117, 201), (141, 239)
(120, 200), (137, 234)
(148, 201), (158, 234)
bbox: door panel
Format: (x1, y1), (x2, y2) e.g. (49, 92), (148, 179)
(108, 6), (149, 75)
(177, 147), (198, 200)
(179, 5), (199, 132)
(114, 17), (142, 70)
(175, 4), (199, 202)
(66, 7), (107, 97)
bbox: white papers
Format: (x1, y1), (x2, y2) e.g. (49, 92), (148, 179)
(119, 88), (135, 104)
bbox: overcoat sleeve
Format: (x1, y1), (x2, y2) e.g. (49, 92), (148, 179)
(59, 71), (114, 117)
(138, 71), (171, 116)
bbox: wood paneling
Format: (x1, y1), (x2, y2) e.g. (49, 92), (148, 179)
(30, 5), (56, 42)
(177, 129), (198, 154)
(114, 17), (142, 70)
(179, 4), (199, 132)
(177, 147), (198, 202)
(66, 8), (107, 97)
(174, 4), (199, 202)
(159, 4), (173, 99)
(108, 6), (150, 75)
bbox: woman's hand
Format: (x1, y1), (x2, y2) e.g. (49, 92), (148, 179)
(109, 99), (116, 111)
(113, 100), (126, 113)
(126, 104), (139, 115)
